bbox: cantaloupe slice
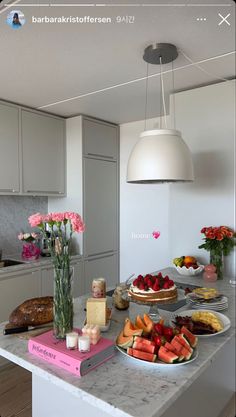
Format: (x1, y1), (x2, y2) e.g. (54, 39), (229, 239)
(116, 330), (134, 349)
(135, 314), (153, 334)
(123, 318), (143, 337)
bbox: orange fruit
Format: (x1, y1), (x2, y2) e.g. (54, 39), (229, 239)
(184, 256), (196, 265)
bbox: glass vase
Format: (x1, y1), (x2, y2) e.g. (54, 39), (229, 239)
(22, 242), (40, 261)
(210, 250), (224, 279)
(53, 266), (73, 339)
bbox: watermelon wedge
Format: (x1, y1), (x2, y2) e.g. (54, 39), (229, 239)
(180, 346), (192, 361)
(127, 347), (156, 362)
(176, 334), (193, 354)
(165, 342), (184, 362)
(158, 346), (178, 364)
(133, 341), (155, 354)
(181, 326), (198, 348)
(171, 336), (184, 353)
(134, 336), (155, 346)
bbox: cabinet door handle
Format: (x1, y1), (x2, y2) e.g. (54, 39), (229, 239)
(85, 253), (115, 262)
(0, 188), (18, 192)
(25, 190), (63, 194)
(87, 250), (114, 257)
(87, 153), (114, 159)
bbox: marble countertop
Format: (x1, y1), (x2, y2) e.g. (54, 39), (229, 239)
(0, 268), (235, 417)
(0, 253), (82, 276)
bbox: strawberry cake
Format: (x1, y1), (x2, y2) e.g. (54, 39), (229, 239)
(128, 273), (177, 302)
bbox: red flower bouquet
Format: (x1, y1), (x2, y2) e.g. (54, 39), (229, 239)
(199, 226), (235, 279)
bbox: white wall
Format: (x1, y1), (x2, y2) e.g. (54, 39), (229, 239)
(169, 81), (235, 277)
(48, 116), (83, 255)
(120, 81), (235, 280)
(120, 117), (170, 281)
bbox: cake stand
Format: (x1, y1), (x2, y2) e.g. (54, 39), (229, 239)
(122, 288), (186, 320)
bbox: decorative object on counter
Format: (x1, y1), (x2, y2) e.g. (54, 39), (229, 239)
(81, 325), (101, 345)
(78, 335), (90, 353)
(113, 283), (130, 310)
(28, 329), (115, 377)
(199, 226), (235, 279)
(18, 232), (40, 260)
(173, 256), (204, 276)
(203, 264), (217, 282)
(86, 298), (107, 326)
(40, 231), (52, 257)
(66, 332), (79, 350)
(29, 212), (85, 339)
(92, 278), (106, 298)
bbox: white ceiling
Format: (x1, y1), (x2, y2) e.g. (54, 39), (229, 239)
(0, 0), (235, 124)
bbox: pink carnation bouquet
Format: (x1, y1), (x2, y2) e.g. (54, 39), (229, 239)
(28, 212), (85, 268)
(29, 212), (85, 339)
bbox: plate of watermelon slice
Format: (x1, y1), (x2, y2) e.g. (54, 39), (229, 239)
(116, 328), (198, 366)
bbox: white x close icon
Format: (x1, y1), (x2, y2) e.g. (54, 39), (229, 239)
(218, 13), (231, 26)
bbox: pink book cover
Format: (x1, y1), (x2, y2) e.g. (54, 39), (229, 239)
(28, 329), (115, 377)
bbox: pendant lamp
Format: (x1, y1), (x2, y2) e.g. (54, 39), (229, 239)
(127, 43), (194, 183)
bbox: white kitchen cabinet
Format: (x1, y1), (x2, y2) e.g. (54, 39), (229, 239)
(83, 158), (118, 257)
(21, 110), (66, 196)
(41, 260), (83, 298)
(84, 253), (118, 293)
(41, 266), (54, 297)
(71, 260), (84, 297)
(0, 102), (20, 194)
(83, 117), (118, 160)
(0, 269), (41, 323)
(49, 115), (120, 289)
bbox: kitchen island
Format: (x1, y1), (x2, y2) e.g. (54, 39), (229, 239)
(0, 268), (235, 417)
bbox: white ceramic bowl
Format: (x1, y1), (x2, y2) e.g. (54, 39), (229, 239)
(174, 264), (204, 276)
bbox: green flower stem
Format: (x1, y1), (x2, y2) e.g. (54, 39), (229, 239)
(39, 223), (73, 339)
(210, 250), (224, 279)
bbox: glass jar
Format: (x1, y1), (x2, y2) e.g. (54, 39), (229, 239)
(113, 284), (129, 310)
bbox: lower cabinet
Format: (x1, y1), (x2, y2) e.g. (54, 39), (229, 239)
(84, 253), (118, 294)
(0, 269), (41, 323)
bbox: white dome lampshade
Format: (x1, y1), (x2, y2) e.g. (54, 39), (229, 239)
(127, 129), (194, 183)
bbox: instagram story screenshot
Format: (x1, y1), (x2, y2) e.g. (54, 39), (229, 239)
(0, 1), (235, 417)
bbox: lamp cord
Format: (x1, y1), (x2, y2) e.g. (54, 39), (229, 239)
(160, 56), (168, 129)
(179, 49), (229, 82)
(144, 63), (149, 131)
(172, 59), (176, 130)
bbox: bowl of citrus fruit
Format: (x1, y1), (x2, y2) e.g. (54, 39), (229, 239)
(173, 256), (204, 276)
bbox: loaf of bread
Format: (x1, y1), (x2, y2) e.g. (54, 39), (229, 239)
(9, 296), (53, 327)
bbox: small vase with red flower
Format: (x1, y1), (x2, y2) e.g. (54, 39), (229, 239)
(199, 226), (235, 279)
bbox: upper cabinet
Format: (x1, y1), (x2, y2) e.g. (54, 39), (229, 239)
(0, 103), (20, 194)
(22, 110), (65, 196)
(83, 117), (118, 160)
(0, 101), (66, 197)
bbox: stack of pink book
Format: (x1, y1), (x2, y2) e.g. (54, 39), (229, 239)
(28, 329), (115, 377)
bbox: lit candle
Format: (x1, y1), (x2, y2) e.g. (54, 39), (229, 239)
(66, 332), (78, 350)
(78, 335), (90, 353)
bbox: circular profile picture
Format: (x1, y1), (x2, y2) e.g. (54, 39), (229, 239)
(6, 10), (25, 29)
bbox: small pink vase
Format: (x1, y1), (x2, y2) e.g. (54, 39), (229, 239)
(203, 265), (217, 282)
(22, 242), (40, 261)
